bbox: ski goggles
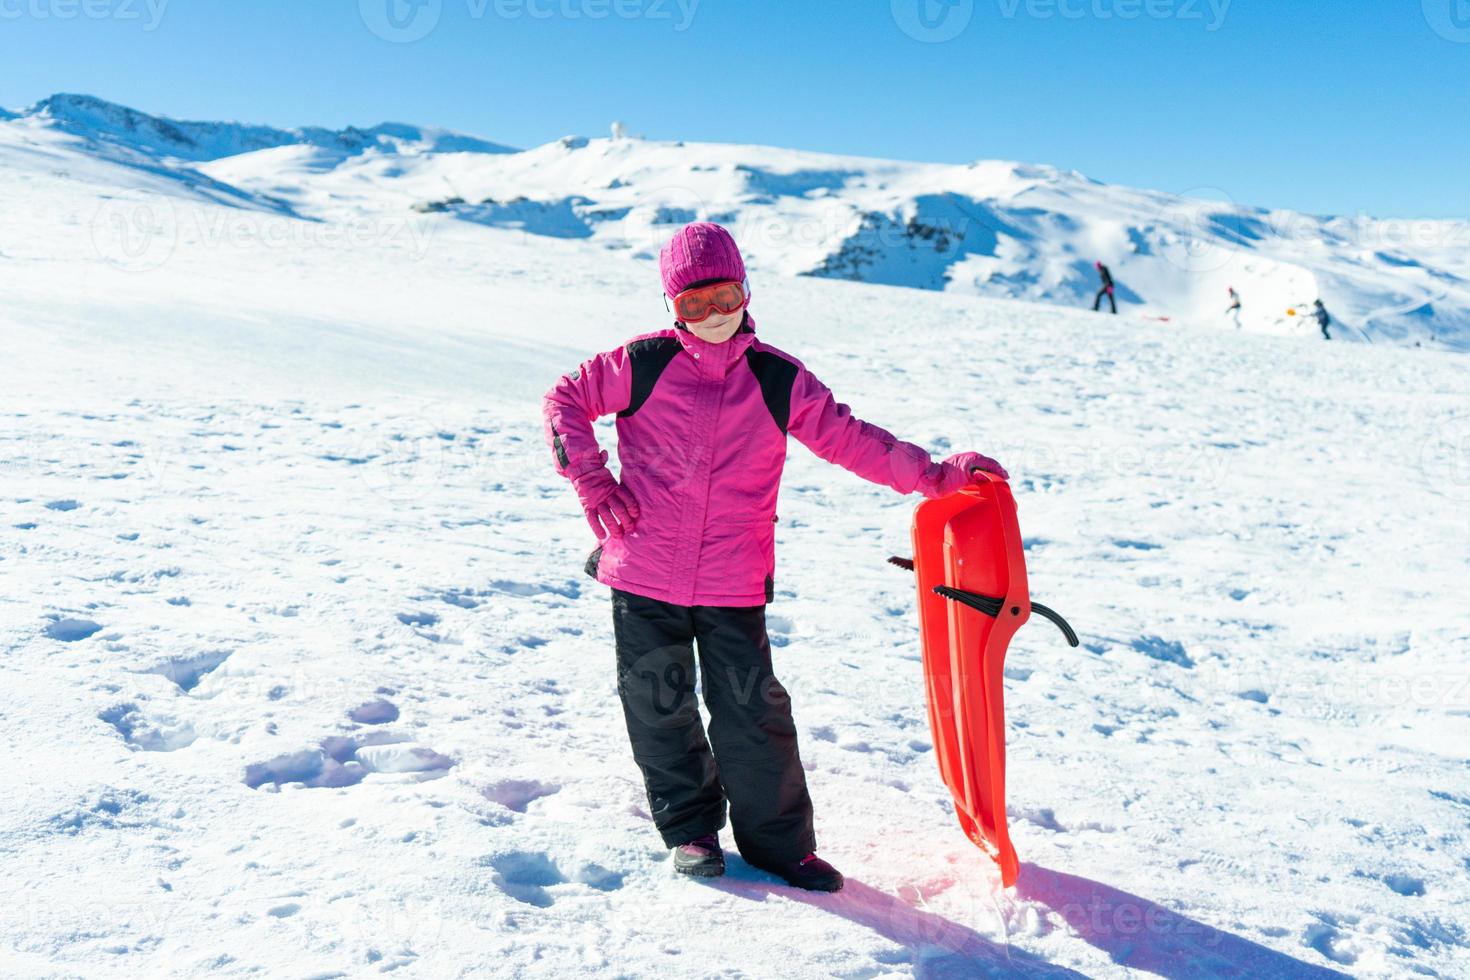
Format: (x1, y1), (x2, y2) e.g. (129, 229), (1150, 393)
(671, 279), (748, 324)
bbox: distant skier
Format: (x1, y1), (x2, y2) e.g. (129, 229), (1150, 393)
(1092, 261), (1117, 314)
(1227, 287), (1242, 329)
(543, 222), (1007, 893)
(1310, 299), (1332, 340)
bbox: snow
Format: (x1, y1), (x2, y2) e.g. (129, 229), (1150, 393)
(1, 95), (1469, 978)
(7, 93), (1470, 349)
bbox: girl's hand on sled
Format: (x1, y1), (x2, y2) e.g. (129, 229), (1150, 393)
(947, 451), (1009, 482)
(916, 451), (1009, 499)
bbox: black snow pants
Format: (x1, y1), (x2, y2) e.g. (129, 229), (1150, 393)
(611, 587), (816, 865)
(1093, 287), (1117, 314)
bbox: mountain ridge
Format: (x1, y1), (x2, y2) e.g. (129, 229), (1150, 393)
(6, 92), (1467, 351)
(20, 93), (518, 161)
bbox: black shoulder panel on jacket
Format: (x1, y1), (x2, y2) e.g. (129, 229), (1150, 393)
(618, 337), (683, 419)
(743, 348), (800, 435)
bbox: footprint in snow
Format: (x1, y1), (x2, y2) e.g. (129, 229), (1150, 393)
(349, 699), (400, 724)
(481, 779), (560, 813)
(486, 852), (567, 908)
(146, 650), (233, 692)
(1301, 921), (1357, 966)
(244, 732), (453, 790)
(1381, 874), (1425, 897)
(47, 788), (152, 835)
(99, 703), (198, 752)
(487, 579), (580, 600)
(1130, 635), (1194, 669)
(45, 499), (81, 511)
(44, 617), (103, 642)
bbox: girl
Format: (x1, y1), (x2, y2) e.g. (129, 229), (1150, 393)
(542, 222), (1006, 892)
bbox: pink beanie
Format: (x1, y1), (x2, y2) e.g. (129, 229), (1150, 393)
(659, 222), (746, 297)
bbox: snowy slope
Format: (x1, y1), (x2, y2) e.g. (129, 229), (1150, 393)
(4, 94), (1468, 351)
(3, 110), (1470, 979)
(202, 133), (1470, 351)
(27, 93), (516, 162)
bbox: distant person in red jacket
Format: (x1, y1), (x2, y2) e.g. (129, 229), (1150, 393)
(1093, 262), (1117, 314)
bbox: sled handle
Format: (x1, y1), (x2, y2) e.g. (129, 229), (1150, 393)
(933, 585), (1079, 648)
(933, 584), (1003, 618)
(889, 557), (1079, 648)
(1030, 601), (1079, 648)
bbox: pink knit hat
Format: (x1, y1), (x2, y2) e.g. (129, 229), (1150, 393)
(659, 222), (746, 297)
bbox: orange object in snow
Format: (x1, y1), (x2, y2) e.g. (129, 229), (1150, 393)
(890, 473), (1077, 887)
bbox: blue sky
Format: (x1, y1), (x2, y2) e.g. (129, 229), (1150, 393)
(3, 0), (1468, 217)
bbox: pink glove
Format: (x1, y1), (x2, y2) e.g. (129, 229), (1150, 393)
(571, 457), (640, 539)
(916, 451), (1009, 499)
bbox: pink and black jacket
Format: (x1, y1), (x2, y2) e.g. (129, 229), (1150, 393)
(543, 317), (954, 607)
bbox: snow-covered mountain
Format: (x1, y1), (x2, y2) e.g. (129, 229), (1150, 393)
(3, 91), (1468, 977)
(27, 93), (516, 162)
(5, 94), (1468, 350)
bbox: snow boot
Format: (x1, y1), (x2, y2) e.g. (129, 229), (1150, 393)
(749, 852), (844, 892)
(673, 833), (725, 878)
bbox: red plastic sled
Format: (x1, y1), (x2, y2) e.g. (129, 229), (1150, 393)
(890, 473), (1076, 887)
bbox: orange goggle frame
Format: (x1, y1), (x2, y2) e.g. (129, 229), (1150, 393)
(672, 280), (748, 324)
